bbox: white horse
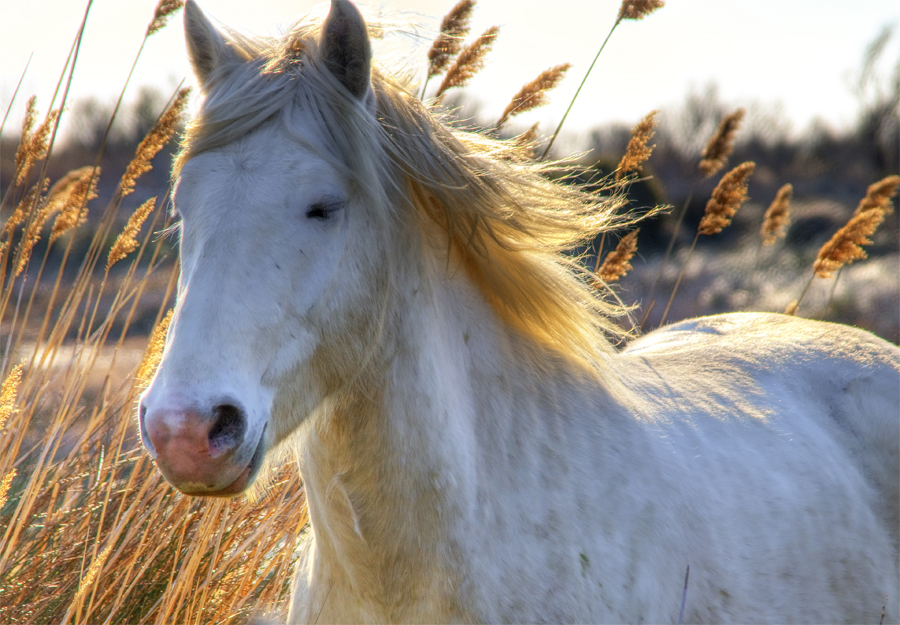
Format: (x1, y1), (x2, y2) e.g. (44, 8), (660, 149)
(138, 1), (900, 622)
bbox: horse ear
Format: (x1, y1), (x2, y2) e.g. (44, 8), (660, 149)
(184, 0), (242, 88)
(319, 0), (372, 100)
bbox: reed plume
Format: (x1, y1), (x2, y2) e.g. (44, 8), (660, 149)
(0, 469), (15, 512)
(13, 97), (38, 184)
(596, 229), (640, 283)
(812, 204), (887, 279)
(146, 0), (184, 37)
(427, 0), (476, 79)
(14, 100), (58, 187)
(497, 64), (571, 128)
(72, 543), (113, 604)
(435, 26), (499, 98)
(615, 110), (659, 181)
(617, 0), (665, 22)
(853, 175), (898, 216)
(699, 108), (745, 177)
(3, 180), (45, 241)
(12, 179), (53, 278)
(0, 364), (22, 432)
(788, 175), (897, 314)
(659, 162), (755, 326)
(698, 161), (755, 235)
(107, 197), (157, 269)
(49, 167), (100, 244)
(119, 87), (190, 198)
(761, 183), (792, 245)
(14, 168), (98, 259)
(136, 309), (173, 388)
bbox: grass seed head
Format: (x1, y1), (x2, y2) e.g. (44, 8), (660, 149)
(615, 110), (659, 181)
(13, 96), (38, 184)
(0, 364), (23, 432)
(853, 175), (899, 216)
(698, 161), (755, 236)
(146, 0), (184, 37)
(699, 108), (745, 177)
(497, 64), (571, 128)
(435, 26), (499, 98)
(108, 196), (158, 269)
(618, 0), (665, 22)
(49, 167), (100, 244)
(120, 87), (190, 197)
(597, 229), (640, 283)
(761, 183), (793, 246)
(15, 105), (59, 187)
(427, 0), (476, 78)
(136, 309), (174, 389)
(812, 204), (887, 278)
(13, 178), (55, 277)
(0, 469), (15, 512)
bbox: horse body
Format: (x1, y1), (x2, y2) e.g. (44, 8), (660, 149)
(289, 292), (899, 623)
(138, 1), (900, 622)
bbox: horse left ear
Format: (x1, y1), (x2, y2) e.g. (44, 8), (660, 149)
(318, 0), (372, 100)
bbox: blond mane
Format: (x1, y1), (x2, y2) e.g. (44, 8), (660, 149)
(176, 14), (631, 373)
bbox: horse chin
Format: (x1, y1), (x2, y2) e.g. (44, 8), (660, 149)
(178, 425), (267, 498)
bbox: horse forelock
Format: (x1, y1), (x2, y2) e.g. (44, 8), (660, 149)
(175, 12), (633, 374)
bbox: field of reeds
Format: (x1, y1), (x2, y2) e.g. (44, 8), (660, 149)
(0, 0), (897, 623)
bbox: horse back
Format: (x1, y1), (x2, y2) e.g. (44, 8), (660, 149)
(625, 312), (899, 542)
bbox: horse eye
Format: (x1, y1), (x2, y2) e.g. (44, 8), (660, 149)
(305, 201), (341, 220)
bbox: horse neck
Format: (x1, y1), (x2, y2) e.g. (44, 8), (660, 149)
(296, 231), (606, 615)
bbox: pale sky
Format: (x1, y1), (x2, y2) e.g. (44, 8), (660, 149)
(2, 0), (898, 146)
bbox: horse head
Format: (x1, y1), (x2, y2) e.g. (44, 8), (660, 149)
(139, 0), (383, 496)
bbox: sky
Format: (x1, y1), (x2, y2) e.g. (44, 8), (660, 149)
(2, 0), (898, 146)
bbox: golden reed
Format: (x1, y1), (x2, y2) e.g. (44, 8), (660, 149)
(119, 88), (190, 198)
(596, 229), (640, 284)
(107, 196), (158, 270)
(698, 161), (755, 235)
(788, 174), (898, 314)
(426, 0), (476, 79)
(699, 108), (745, 177)
(761, 183), (793, 246)
(617, 0), (665, 21)
(435, 26), (500, 98)
(497, 64), (571, 128)
(615, 110), (659, 181)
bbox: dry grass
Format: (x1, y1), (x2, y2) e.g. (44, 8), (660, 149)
(595, 229), (640, 284)
(426, 0), (475, 80)
(698, 108), (745, 178)
(615, 110), (659, 181)
(617, 0), (666, 22)
(496, 64), (571, 129)
(434, 25), (500, 99)
(761, 183), (793, 246)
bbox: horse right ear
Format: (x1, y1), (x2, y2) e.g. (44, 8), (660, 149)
(184, 0), (243, 88)
(319, 0), (372, 100)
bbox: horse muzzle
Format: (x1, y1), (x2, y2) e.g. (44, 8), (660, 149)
(139, 398), (266, 497)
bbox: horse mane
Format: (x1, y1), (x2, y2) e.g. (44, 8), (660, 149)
(175, 13), (632, 373)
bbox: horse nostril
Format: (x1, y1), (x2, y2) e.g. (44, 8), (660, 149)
(208, 404), (246, 458)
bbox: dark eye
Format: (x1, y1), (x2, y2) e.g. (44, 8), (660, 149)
(306, 200), (342, 220)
